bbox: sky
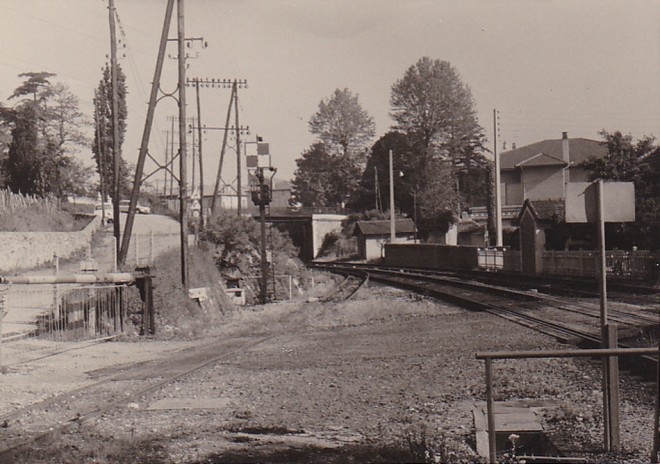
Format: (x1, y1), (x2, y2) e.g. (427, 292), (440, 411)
(0, 0), (658, 189)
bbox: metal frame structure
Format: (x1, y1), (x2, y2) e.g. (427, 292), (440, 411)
(476, 347), (659, 464)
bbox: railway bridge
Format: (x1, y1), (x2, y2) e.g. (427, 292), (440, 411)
(253, 211), (347, 261)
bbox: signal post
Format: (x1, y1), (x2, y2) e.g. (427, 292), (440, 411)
(247, 140), (275, 304)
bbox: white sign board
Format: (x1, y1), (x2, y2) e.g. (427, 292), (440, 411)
(191, 199), (201, 211)
(565, 182), (635, 223)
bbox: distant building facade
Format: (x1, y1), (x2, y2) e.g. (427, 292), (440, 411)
(468, 132), (607, 247)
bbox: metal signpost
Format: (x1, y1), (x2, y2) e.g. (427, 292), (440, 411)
(565, 180), (635, 452)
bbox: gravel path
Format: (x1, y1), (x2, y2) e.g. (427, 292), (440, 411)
(0, 284), (655, 463)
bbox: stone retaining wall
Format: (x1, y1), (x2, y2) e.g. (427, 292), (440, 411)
(0, 216), (100, 273)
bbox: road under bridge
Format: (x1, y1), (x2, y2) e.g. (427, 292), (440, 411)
(256, 213), (347, 261)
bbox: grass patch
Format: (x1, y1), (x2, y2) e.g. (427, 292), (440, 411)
(124, 247), (232, 340)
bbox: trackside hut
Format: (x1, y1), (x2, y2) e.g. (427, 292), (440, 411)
(353, 219), (417, 260)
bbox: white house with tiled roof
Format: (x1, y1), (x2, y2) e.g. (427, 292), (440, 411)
(500, 132), (607, 205)
(467, 132), (608, 245)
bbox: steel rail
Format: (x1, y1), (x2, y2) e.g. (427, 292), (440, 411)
(313, 263), (657, 327)
(314, 263), (657, 371)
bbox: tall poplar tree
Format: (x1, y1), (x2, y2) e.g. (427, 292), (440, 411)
(92, 63), (129, 200)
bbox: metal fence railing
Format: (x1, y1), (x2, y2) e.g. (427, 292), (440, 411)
(542, 249), (658, 280)
(0, 282), (130, 370)
(478, 248), (658, 281)
(3, 283), (127, 342)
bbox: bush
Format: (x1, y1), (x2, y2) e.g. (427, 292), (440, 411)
(201, 211), (311, 303)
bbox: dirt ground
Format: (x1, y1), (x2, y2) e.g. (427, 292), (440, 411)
(0, 280), (656, 463)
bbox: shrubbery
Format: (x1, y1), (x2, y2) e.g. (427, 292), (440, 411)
(201, 211), (311, 303)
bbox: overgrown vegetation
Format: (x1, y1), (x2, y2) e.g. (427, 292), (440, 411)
(580, 130), (659, 250)
(124, 247), (230, 340)
(0, 189), (89, 232)
(201, 211), (311, 303)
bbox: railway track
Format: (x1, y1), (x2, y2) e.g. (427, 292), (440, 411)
(0, 335), (274, 462)
(311, 262), (658, 378)
(311, 261), (659, 302)
(319, 274), (368, 302)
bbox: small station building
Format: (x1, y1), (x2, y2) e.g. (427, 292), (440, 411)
(354, 218), (417, 261)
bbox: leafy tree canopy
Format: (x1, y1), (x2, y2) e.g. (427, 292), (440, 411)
(355, 131), (461, 235)
(9, 72), (56, 103)
(388, 57), (489, 229)
(309, 88), (375, 159)
(580, 130), (659, 249)
(580, 130), (655, 184)
(291, 142), (361, 208)
(1, 72), (91, 198)
(390, 57), (485, 162)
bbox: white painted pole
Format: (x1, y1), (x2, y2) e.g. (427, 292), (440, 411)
(135, 233), (140, 265)
(389, 149), (395, 242)
(113, 237), (118, 273)
(150, 230), (155, 264)
(494, 109), (503, 247)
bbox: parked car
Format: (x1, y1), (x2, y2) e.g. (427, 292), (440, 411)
(94, 203), (113, 224)
(119, 199), (151, 214)
(136, 204), (151, 214)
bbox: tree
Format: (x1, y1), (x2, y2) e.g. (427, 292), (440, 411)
(4, 104), (41, 194)
(2, 72), (90, 198)
(580, 130), (659, 249)
(580, 130), (654, 184)
(296, 88), (375, 208)
(92, 63), (130, 200)
(291, 142), (361, 208)
(353, 131), (418, 213)
(10, 71), (56, 102)
(309, 88), (375, 158)
(389, 57), (487, 226)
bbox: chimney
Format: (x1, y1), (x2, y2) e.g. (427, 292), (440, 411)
(512, 142), (517, 150)
(562, 131), (570, 163)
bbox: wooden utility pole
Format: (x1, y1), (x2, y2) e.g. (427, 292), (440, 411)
(234, 81), (242, 215)
(211, 85), (234, 214)
(177, 0), (189, 288)
(108, 0), (122, 259)
(170, 116), (175, 197)
(163, 130), (169, 196)
(191, 117), (197, 192)
(119, 0), (175, 266)
(188, 78), (246, 216)
(94, 90), (107, 223)
(194, 120), (249, 214)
